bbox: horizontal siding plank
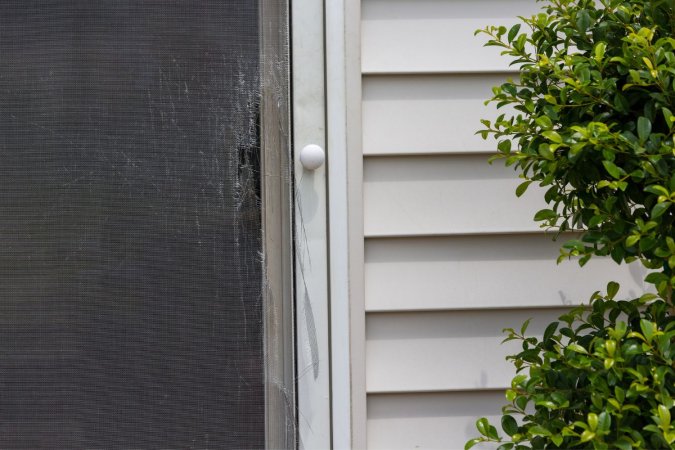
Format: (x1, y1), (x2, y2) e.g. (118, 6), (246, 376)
(365, 234), (648, 311)
(366, 308), (565, 392)
(362, 0), (540, 74)
(368, 391), (504, 450)
(363, 155), (545, 236)
(362, 74), (511, 155)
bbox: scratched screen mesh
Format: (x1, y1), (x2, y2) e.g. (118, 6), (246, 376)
(0, 2), (264, 448)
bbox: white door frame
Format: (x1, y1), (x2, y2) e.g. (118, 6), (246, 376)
(292, 0), (331, 448)
(292, 0), (366, 448)
(325, 1), (366, 449)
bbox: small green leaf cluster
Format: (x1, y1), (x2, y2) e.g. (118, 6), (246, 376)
(466, 284), (675, 450)
(476, 0), (675, 298)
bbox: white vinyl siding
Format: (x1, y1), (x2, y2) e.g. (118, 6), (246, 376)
(361, 0), (531, 74)
(367, 308), (569, 393)
(357, 0), (647, 448)
(363, 155), (544, 236)
(362, 75), (509, 155)
(367, 391), (503, 450)
(365, 234), (647, 312)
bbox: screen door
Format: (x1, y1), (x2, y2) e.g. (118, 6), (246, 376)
(0, 1), (291, 448)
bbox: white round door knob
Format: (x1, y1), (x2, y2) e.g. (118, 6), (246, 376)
(300, 144), (325, 170)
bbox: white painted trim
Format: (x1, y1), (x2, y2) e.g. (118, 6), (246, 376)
(292, 0), (331, 448)
(325, 0), (366, 448)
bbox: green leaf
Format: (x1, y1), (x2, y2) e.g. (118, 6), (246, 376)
(579, 430), (596, 443)
(607, 281), (620, 299)
(640, 319), (656, 343)
(515, 395), (528, 411)
(663, 107), (674, 131)
(563, 239), (585, 251)
(639, 236), (657, 252)
(497, 139), (512, 153)
(544, 94), (557, 104)
(567, 343), (588, 354)
(520, 318), (532, 335)
(511, 374), (527, 388)
(538, 143), (555, 160)
(645, 185), (670, 196)
(507, 24), (521, 43)
(602, 160), (622, 179)
(486, 424), (500, 440)
(536, 116), (553, 130)
(542, 130), (563, 143)
(465, 438), (482, 450)
(614, 440), (632, 450)
(597, 412), (611, 432)
(587, 413), (598, 431)
(637, 116), (652, 142)
(514, 33), (527, 52)
(535, 399), (557, 410)
(605, 339), (617, 356)
(588, 215), (603, 228)
(529, 425), (552, 437)
(658, 404), (671, 428)
(570, 142), (586, 155)
(645, 272), (668, 285)
(576, 9), (591, 32)
(476, 418), (490, 437)
(534, 209), (557, 221)
(501, 83), (516, 96)
(515, 180), (532, 197)
(551, 434), (564, 447)
(611, 243), (625, 263)
(667, 237), (675, 252)
(476, 418), (500, 440)
(626, 235), (640, 247)
(614, 93), (629, 112)
(594, 42), (607, 62)
(651, 202), (671, 219)
(501, 415), (518, 436)
(543, 321), (559, 342)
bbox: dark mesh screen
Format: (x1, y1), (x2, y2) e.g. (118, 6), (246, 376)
(0, 2), (264, 448)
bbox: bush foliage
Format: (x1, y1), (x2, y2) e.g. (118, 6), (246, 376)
(479, 0), (674, 296)
(467, 0), (675, 449)
(467, 286), (674, 450)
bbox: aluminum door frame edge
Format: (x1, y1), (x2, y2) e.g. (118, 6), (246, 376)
(325, 0), (366, 448)
(261, 0), (296, 448)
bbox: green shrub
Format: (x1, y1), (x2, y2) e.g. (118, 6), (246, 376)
(467, 1), (675, 449)
(466, 285), (675, 450)
(478, 0), (674, 297)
